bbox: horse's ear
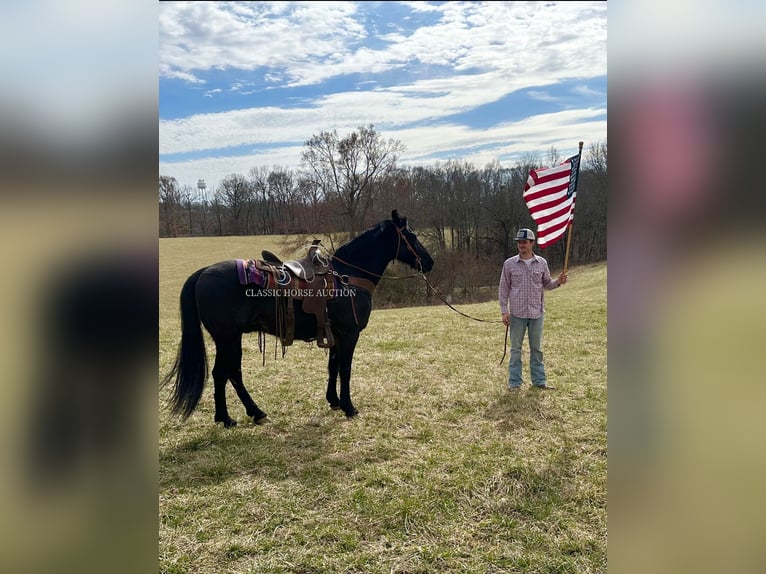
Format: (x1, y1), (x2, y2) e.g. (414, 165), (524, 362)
(392, 209), (400, 224)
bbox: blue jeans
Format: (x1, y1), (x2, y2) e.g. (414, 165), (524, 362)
(508, 315), (546, 388)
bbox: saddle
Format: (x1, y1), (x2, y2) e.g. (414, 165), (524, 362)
(261, 239), (330, 281)
(241, 240), (335, 348)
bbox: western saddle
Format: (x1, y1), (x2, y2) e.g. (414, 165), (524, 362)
(258, 240), (335, 348)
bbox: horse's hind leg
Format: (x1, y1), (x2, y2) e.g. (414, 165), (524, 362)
(226, 334), (268, 424)
(326, 346), (341, 410)
(211, 335), (262, 427)
(212, 338), (237, 427)
(230, 374), (268, 426)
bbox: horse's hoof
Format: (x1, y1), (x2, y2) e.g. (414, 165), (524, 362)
(253, 414), (270, 425)
(216, 417), (237, 428)
(329, 404), (342, 411)
(344, 409), (359, 418)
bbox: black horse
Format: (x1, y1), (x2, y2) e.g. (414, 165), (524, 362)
(163, 210), (434, 427)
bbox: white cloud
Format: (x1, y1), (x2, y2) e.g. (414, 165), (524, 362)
(159, 2), (608, 191)
(161, 107), (607, 191)
(159, 63), (594, 156)
(389, 107), (607, 161)
(160, 2), (606, 87)
(571, 84), (605, 97)
(527, 90), (563, 103)
(203, 88), (223, 98)
(160, 1), (366, 85)
(163, 70), (206, 84)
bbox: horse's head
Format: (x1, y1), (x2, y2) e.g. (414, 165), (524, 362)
(390, 210), (434, 273)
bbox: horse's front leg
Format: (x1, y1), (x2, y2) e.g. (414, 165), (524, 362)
(337, 331), (360, 418)
(326, 345), (341, 410)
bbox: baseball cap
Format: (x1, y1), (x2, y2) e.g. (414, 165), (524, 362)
(514, 228), (536, 241)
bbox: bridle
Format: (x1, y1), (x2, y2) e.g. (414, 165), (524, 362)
(330, 221), (423, 281)
(393, 223), (424, 273)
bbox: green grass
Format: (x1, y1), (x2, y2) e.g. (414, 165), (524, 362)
(160, 237), (607, 573)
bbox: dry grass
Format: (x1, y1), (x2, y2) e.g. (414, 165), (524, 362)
(160, 236), (607, 573)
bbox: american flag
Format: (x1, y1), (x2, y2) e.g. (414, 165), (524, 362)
(523, 153), (580, 249)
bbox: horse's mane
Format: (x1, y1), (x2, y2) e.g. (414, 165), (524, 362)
(333, 219), (393, 259)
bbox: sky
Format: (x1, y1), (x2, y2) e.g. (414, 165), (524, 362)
(159, 1), (607, 194)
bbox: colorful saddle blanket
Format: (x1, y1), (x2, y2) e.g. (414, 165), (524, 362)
(236, 259), (281, 288)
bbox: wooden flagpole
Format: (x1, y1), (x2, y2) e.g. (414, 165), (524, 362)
(562, 141), (584, 276)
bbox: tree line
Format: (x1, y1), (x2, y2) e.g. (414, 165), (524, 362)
(160, 125), (606, 305)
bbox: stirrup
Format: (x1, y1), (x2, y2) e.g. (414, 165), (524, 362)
(316, 324), (335, 348)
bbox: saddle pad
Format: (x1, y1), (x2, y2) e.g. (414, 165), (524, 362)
(236, 259), (276, 288)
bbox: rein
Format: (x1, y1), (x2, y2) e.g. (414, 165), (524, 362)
(329, 255), (420, 280)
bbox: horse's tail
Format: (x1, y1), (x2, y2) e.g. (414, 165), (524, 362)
(162, 267), (209, 419)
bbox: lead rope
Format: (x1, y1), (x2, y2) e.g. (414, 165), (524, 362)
(419, 271), (508, 365)
(501, 324), (508, 366)
(419, 272), (502, 324)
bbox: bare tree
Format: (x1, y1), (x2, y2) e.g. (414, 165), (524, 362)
(546, 145), (561, 167)
(268, 166), (295, 234)
(218, 173), (251, 235)
(411, 164), (449, 249)
(479, 161), (514, 258)
(295, 173), (325, 233)
(575, 140), (608, 262)
(198, 193), (210, 236)
(588, 140), (607, 175)
(159, 175), (183, 237)
(301, 124), (405, 238)
(248, 166), (271, 234)
(211, 190), (225, 236)
(181, 184), (195, 236)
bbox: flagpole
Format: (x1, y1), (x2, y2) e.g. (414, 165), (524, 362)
(562, 141), (583, 277)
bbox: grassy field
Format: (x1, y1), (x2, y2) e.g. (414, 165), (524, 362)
(159, 236), (607, 574)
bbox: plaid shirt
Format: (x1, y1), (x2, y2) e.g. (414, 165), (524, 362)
(498, 254), (559, 318)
